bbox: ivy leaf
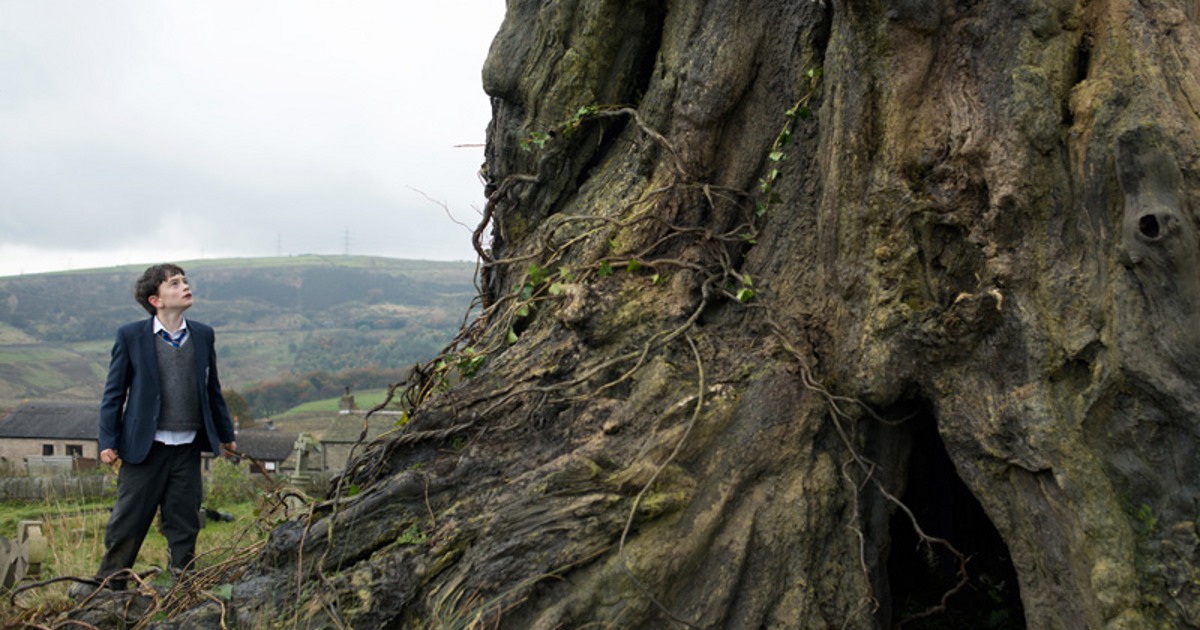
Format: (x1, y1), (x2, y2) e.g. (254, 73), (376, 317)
(211, 584), (234, 600)
(507, 328), (519, 344)
(598, 260), (613, 278)
(626, 259), (642, 273)
(527, 263), (546, 285)
(736, 288), (755, 303)
(549, 282), (563, 296)
(768, 150), (785, 162)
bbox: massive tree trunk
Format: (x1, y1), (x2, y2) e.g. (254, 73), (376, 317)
(230, 0), (1200, 628)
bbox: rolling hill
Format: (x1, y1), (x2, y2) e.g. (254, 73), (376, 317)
(0, 255), (478, 413)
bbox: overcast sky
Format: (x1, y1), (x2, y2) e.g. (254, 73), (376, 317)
(0, 1), (506, 277)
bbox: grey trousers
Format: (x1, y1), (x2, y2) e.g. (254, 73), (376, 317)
(98, 441), (203, 586)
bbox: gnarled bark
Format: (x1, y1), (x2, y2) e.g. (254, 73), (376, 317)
(227, 0), (1200, 628)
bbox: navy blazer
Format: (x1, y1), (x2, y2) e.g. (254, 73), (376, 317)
(98, 318), (236, 465)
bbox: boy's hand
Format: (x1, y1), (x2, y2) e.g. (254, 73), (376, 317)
(222, 442), (238, 457)
(100, 449), (119, 465)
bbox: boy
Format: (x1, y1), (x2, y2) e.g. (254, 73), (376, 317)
(91, 263), (237, 590)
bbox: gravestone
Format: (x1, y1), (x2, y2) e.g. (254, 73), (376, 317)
(0, 521), (48, 589)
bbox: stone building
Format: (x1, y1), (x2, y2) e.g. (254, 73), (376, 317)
(230, 429), (299, 474)
(319, 412), (400, 472)
(0, 401), (98, 474)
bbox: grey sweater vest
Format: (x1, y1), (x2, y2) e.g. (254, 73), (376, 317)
(155, 338), (203, 433)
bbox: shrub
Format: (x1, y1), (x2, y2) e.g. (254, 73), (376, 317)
(206, 459), (257, 508)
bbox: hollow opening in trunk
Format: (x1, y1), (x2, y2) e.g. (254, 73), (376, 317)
(886, 407), (1026, 628)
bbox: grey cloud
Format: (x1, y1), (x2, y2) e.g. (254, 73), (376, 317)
(0, 1), (501, 275)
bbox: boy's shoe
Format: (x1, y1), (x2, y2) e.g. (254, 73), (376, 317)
(67, 580), (102, 601)
(69, 576), (129, 601)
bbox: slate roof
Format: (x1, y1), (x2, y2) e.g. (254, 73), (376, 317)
(235, 429), (298, 463)
(0, 401), (97, 440)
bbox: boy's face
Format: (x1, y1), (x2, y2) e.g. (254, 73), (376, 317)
(148, 273), (193, 314)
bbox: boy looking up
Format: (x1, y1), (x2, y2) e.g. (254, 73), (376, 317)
(93, 263), (237, 589)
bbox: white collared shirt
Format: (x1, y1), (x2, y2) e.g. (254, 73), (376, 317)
(152, 316), (190, 347)
(152, 316), (197, 445)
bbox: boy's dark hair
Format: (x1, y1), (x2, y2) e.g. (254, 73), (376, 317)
(134, 263), (186, 315)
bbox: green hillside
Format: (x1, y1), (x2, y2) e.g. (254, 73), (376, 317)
(0, 255), (477, 412)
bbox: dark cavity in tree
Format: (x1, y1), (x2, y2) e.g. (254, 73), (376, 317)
(1138, 214), (1161, 240)
(886, 407), (1026, 629)
(1073, 32), (1093, 86)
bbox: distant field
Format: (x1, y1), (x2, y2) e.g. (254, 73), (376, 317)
(277, 388), (401, 417)
(0, 321), (36, 344)
(0, 255), (476, 410)
(0, 346), (107, 402)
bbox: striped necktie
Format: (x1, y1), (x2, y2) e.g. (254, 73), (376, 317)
(158, 328), (188, 349)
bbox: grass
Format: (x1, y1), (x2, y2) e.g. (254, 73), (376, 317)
(1, 481), (271, 620)
(0, 495), (113, 539)
(275, 388), (400, 417)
